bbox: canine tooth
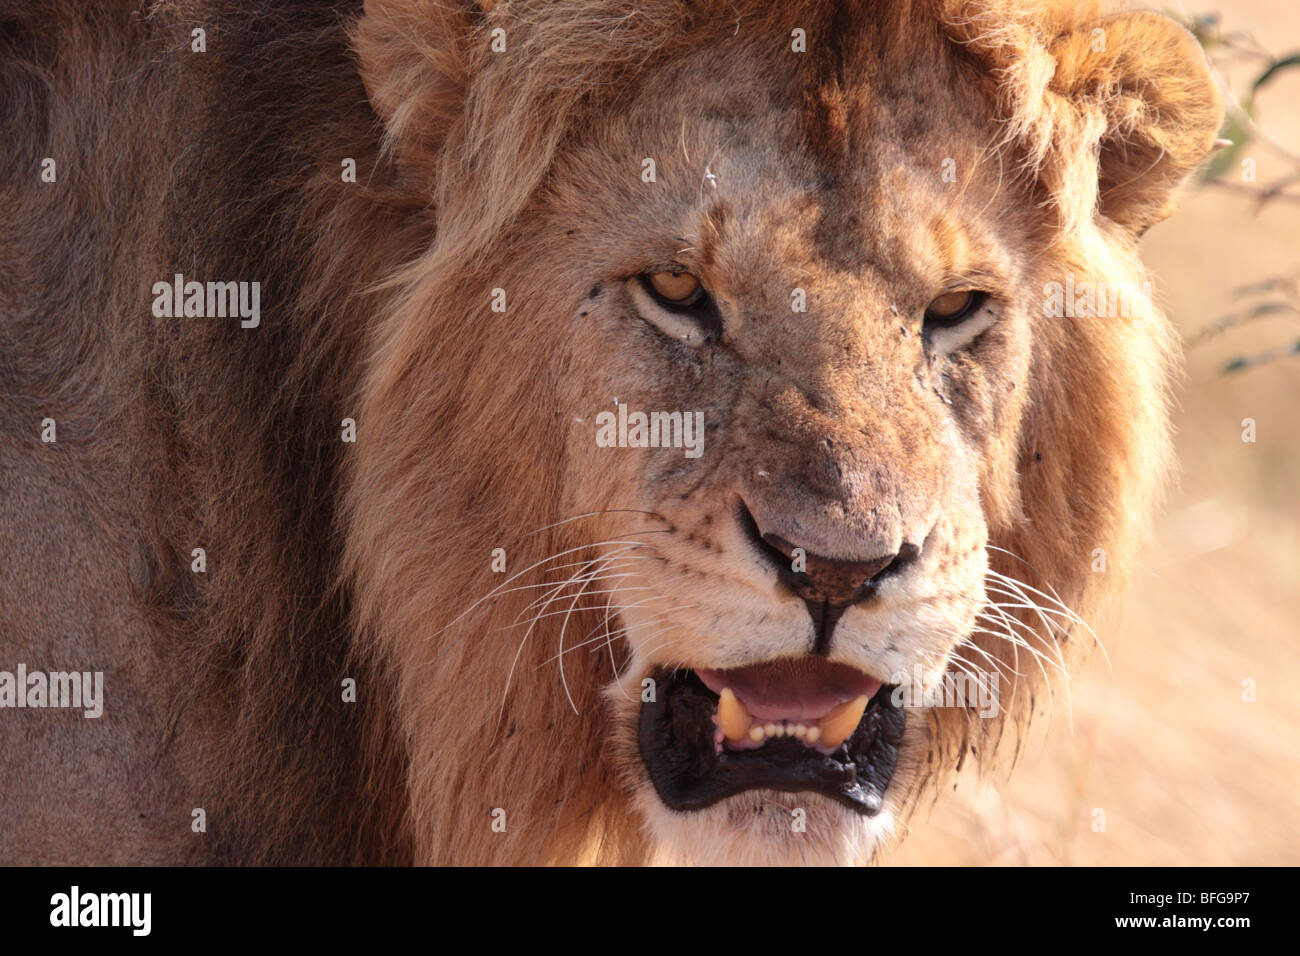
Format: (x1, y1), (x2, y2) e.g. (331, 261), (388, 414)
(805, 726), (821, 744)
(717, 688), (752, 742)
(748, 725), (765, 742)
(817, 695), (869, 749)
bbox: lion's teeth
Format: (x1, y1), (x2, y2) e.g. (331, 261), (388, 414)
(717, 688), (752, 742)
(817, 695), (869, 749)
(721, 703), (864, 749)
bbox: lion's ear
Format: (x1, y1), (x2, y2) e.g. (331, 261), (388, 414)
(1050, 12), (1223, 233)
(354, 0), (490, 180)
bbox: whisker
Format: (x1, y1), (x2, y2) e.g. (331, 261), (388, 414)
(985, 544), (1109, 673)
(492, 546), (649, 728)
(982, 592), (1073, 730)
(519, 509), (669, 538)
(509, 587), (660, 626)
(555, 560), (607, 715)
(953, 634), (1019, 681)
(512, 547), (653, 618)
(978, 602), (1061, 715)
(546, 602), (693, 663)
(434, 538), (661, 640)
(986, 568), (1099, 647)
(982, 587), (1077, 671)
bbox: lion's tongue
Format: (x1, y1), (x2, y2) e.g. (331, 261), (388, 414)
(697, 659), (880, 722)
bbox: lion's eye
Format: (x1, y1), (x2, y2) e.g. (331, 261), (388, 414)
(924, 290), (982, 326)
(627, 269), (721, 346)
(921, 289), (996, 356)
(645, 270), (703, 308)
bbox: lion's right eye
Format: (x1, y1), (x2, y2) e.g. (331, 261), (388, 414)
(642, 271), (705, 310)
(646, 270), (702, 307)
(627, 270), (721, 346)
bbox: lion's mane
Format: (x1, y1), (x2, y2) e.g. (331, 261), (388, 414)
(0, 0), (1217, 864)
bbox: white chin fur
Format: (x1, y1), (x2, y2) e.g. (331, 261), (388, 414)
(635, 786), (895, 866)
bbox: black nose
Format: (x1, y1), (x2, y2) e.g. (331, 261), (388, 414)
(739, 502), (920, 654)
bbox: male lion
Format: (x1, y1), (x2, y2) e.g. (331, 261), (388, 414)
(0, 0), (1221, 865)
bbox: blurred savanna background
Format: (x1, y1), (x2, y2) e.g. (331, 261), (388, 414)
(894, 1), (1300, 866)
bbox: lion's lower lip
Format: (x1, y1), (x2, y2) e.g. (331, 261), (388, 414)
(637, 667), (905, 815)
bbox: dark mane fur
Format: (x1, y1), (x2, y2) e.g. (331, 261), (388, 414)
(1, 0), (414, 863)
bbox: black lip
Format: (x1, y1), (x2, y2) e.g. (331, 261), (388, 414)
(638, 669), (904, 815)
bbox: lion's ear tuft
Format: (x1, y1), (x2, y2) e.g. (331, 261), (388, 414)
(354, 0), (481, 181)
(1050, 12), (1224, 234)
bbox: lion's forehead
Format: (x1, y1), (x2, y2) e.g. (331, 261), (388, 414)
(547, 7), (1028, 287)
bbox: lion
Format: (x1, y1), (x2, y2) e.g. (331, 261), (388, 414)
(0, 0), (1220, 865)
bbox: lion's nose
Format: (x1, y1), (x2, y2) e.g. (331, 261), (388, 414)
(757, 528), (917, 607)
(738, 501), (920, 653)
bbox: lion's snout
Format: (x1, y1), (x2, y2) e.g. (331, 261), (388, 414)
(736, 497), (925, 654)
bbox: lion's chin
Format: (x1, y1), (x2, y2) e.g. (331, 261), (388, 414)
(635, 787), (897, 866)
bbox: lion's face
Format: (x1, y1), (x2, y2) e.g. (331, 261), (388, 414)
(352, 0), (1222, 866)
(536, 31), (1044, 864)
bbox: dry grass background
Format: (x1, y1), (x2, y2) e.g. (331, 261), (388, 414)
(892, 2), (1300, 866)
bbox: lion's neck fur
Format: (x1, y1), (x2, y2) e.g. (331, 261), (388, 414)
(1, 0), (426, 863)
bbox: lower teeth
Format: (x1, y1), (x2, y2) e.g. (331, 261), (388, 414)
(744, 721), (817, 743)
(716, 690), (870, 750)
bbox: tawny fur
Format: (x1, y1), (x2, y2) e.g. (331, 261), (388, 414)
(0, 0), (1220, 864)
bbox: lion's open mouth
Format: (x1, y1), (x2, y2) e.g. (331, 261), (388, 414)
(638, 657), (905, 815)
